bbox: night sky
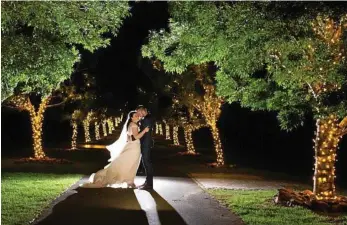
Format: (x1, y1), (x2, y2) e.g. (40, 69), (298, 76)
(1, 2), (346, 187)
(81, 2), (169, 110)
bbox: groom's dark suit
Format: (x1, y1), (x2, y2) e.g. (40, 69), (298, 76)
(139, 114), (154, 186)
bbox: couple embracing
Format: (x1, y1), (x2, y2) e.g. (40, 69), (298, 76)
(82, 105), (154, 190)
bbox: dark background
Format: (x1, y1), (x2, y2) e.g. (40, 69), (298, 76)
(2, 2), (346, 187)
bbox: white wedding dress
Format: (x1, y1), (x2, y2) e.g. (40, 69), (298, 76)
(82, 123), (141, 188)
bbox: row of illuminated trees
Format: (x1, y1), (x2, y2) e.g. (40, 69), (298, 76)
(142, 2), (347, 200)
(70, 110), (124, 150)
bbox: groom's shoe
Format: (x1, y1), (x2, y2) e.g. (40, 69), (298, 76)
(137, 183), (153, 190)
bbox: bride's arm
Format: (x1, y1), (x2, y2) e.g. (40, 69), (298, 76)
(132, 124), (149, 140)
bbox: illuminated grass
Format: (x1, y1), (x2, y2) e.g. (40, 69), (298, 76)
(208, 189), (347, 225)
(1, 172), (81, 225)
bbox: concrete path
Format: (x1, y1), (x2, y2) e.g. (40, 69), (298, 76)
(33, 140), (243, 225)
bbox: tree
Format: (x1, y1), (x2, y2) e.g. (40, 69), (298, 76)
(142, 2), (347, 199)
(1, 1), (130, 101)
(2, 1), (129, 159)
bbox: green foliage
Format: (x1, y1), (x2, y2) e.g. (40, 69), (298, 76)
(142, 2), (347, 131)
(1, 1), (130, 101)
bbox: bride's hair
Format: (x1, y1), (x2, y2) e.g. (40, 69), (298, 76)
(126, 111), (137, 129)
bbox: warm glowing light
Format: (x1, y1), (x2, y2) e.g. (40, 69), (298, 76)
(313, 114), (347, 199)
(158, 122), (163, 135)
(165, 122), (171, 140)
(71, 122), (78, 149)
(83, 111), (94, 143)
(102, 120), (107, 137)
(191, 64), (225, 166)
(95, 122), (100, 140)
(173, 126), (180, 146)
(107, 118), (115, 134)
(11, 95), (50, 159)
(155, 122), (159, 134)
(184, 125), (195, 154)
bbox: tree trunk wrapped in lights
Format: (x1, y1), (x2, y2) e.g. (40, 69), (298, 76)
(173, 126), (180, 146)
(313, 115), (347, 200)
(71, 122), (78, 149)
(107, 118), (114, 134)
(165, 123), (171, 140)
(159, 122), (163, 135)
(10, 95), (50, 159)
(192, 64), (225, 166)
(102, 120), (107, 137)
(155, 122), (159, 134)
(95, 122), (100, 140)
(114, 117), (119, 127)
(83, 112), (94, 143)
(183, 125), (195, 154)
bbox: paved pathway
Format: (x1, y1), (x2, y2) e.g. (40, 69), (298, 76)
(33, 138), (243, 225)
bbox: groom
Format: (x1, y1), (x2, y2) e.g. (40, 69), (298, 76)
(136, 105), (154, 190)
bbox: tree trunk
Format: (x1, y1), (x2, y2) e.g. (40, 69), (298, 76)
(159, 123), (163, 135)
(102, 120), (107, 137)
(210, 124), (225, 166)
(313, 115), (344, 200)
(184, 126), (195, 154)
(28, 96), (50, 159)
(173, 126), (180, 146)
(83, 120), (91, 143)
(95, 122), (100, 140)
(71, 121), (78, 149)
(165, 124), (171, 140)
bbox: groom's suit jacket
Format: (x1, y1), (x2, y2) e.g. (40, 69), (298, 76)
(139, 114), (154, 148)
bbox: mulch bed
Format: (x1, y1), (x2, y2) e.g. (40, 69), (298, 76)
(274, 188), (347, 213)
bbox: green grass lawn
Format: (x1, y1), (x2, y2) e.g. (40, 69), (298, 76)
(208, 189), (347, 225)
(1, 172), (82, 225)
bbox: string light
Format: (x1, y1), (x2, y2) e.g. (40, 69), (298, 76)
(159, 122), (163, 135)
(102, 120), (107, 137)
(11, 95), (50, 159)
(156, 122), (159, 134)
(107, 118), (114, 134)
(173, 126), (180, 146)
(313, 114), (346, 200)
(165, 122), (171, 140)
(83, 111), (94, 143)
(71, 122), (78, 149)
(183, 125), (195, 154)
(191, 64), (225, 166)
(95, 122), (100, 140)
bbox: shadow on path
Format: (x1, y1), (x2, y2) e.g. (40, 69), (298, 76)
(35, 187), (187, 225)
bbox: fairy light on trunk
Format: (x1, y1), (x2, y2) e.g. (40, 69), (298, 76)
(183, 125), (195, 154)
(308, 16), (347, 200)
(71, 122), (78, 149)
(159, 122), (163, 135)
(313, 115), (347, 200)
(155, 122), (159, 134)
(107, 118), (114, 133)
(102, 120), (107, 137)
(10, 95), (50, 159)
(165, 122), (171, 140)
(192, 65), (225, 166)
(95, 122), (100, 140)
(173, 126), (180, 146)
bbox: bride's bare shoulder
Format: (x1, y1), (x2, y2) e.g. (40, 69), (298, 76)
(130, 122), (138, 127)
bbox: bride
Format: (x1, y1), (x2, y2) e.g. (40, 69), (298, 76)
(81, 111), (149, 188)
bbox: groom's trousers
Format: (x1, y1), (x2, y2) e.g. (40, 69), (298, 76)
(141, 147), (153, 186)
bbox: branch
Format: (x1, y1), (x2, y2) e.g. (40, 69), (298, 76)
(46, 99), (67, 108)
(306, 82), (318, 99)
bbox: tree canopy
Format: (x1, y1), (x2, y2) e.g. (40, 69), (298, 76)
(1, 1), (130, 101)
(142, 2), (347, 131)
